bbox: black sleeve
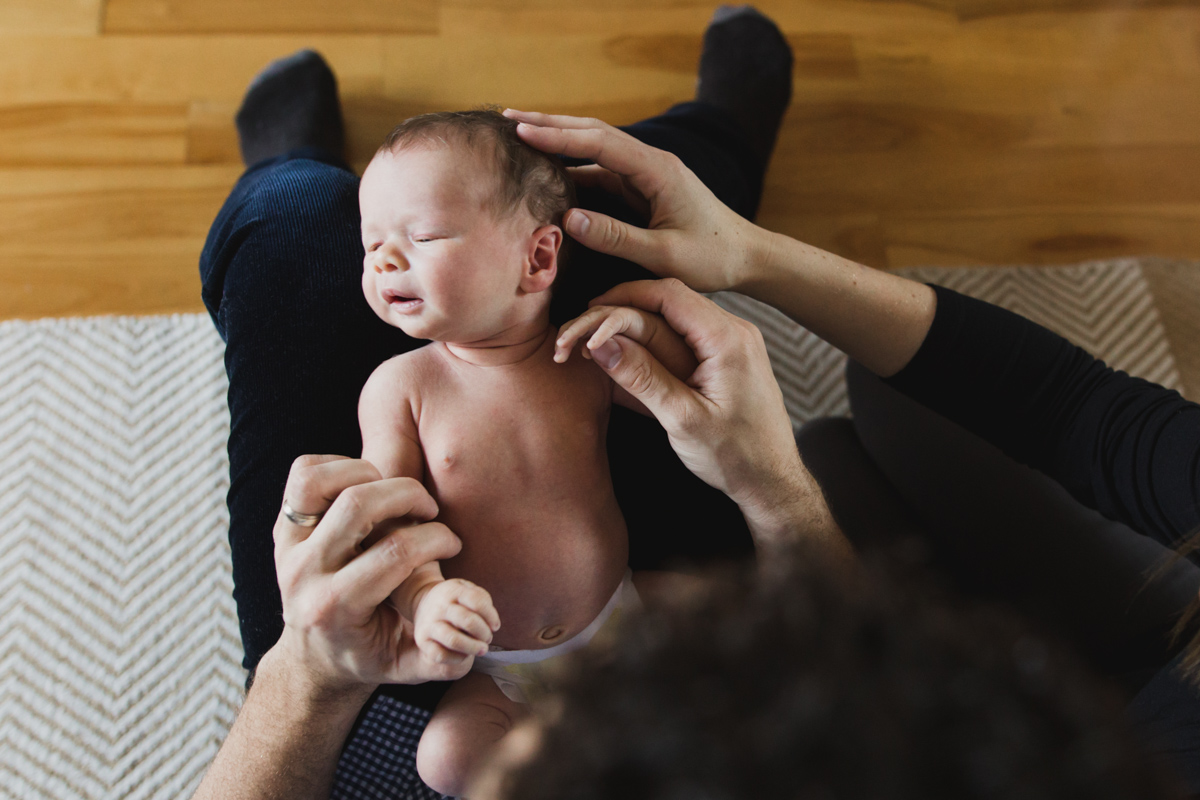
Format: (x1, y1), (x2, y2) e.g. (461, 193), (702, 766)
(884, 285), (1200, 549)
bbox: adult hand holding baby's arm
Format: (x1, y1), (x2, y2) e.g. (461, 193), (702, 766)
(563, 279), (851, 562)
(556, 303), (699, 415)
(194, 455), (466, 800)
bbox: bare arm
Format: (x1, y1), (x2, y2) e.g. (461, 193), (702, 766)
(192, 647), (373, 800)
(358, 361), (501, 657)
(738, 232), (936, 378)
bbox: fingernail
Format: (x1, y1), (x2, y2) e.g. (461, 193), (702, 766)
(592, 339), (621, 369)
(566, 210), (590, 238)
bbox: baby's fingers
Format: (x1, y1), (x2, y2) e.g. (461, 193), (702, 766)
(443, 602), (495, 646)
(450, 581), (501, 632)
(586, 307), (651, 352)
(428, 619), (490, 657)
(555, 307), (614, 363)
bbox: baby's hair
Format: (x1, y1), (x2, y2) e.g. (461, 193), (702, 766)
(378, 107), (576, 231)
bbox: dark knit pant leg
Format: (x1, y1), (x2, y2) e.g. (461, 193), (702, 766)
(200, 151), (418, 677)
(844, 360), (1200, 686)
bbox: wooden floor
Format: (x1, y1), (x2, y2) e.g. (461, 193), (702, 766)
(2, 0), (1199, 320)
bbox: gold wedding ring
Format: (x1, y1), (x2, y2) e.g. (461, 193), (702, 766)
(282, 500), (324, 527)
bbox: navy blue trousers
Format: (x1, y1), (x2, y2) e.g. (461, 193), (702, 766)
(199, 102), (761, 712)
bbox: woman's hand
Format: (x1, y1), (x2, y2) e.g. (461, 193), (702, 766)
(273, 454), (469, 692)
(570, 279), (848, 558)
(505, 109), (765, 294)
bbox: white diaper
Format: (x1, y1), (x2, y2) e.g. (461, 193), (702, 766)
(472, 569), (641, 703)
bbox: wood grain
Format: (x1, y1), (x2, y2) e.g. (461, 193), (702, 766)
(0, 166), (238, 319)
(103, 0), (437, 34)
(2, 1), (1199, 319)
(0, 0), (101, 36)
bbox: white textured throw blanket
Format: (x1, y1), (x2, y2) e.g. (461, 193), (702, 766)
(0, 260), (1181, 799)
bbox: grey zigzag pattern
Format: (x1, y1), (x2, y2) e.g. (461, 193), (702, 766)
(0, 259), (1182, 799)
(713, 259), (1181, 428)
(0, 314), (243, 800)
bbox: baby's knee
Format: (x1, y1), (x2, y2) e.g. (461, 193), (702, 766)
(416, 715), (491, 797)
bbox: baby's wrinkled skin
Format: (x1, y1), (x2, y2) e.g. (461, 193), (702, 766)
(356, 140), (704, 795)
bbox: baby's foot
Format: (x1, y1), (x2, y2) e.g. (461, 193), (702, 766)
(696, 5), (794, 166)
(235, 49), (345, 167)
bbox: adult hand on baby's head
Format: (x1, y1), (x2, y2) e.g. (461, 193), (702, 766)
(272, 455), (470, 691)
(561, 280), (848, 557)
(504, 109), (763, 295)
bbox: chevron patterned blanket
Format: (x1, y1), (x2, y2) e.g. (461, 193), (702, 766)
(0, 259), (1182, 799)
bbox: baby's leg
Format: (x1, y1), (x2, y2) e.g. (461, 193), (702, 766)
(416, 671), (528, 797)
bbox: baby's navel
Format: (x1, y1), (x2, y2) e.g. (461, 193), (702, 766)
(538, 625), (566, 643)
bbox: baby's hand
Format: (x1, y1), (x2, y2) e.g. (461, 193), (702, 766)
(555, 304), (699, 380)
(412, 579), (501, 664)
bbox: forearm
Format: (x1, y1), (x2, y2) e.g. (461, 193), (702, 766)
(192, 646), (374, 800)
(736, 230), (936, 378)
(737, 458), (854, 565)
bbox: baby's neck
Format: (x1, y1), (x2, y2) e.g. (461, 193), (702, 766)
(441, 319), (555, 367)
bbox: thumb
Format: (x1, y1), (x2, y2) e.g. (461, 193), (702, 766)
(591, 335), (694, 425)
(564, 209), (658, 265)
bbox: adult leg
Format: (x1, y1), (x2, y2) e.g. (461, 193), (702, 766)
(844, 360), (1200, 685)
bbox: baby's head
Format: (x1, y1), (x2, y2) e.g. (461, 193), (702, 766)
(359, 109), (575, 343)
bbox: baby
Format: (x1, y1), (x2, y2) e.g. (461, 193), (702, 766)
(357, 109), (696, 796)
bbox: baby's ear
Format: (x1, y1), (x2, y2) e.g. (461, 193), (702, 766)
(520, 224), (562, 294)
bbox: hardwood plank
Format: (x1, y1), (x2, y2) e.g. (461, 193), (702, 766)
(0, 166), (239, 319)
(0, 0), (101, 36)
(901, 0), (1200, 22)
(103, 0), (437, 35)
(0, 104), (186, 166)
(766, 140), (1200, 214)
(757, 205), (1200, 268)
(0, 36), (385, 104)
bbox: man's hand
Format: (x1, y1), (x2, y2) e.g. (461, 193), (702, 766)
(273, 454), (470, 690)
(504, 109), (764, 294)
(568, 280), (849, 558)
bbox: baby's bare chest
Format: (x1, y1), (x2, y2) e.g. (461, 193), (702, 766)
(415, 358), (611, 492)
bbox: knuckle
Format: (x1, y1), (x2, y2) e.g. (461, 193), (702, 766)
(378, 531), (413, 566)
(289, 471), (320, 504)
(661, 277), (687, 294)
(625, 358), (657, 397)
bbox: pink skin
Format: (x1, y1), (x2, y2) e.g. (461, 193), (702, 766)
(359, 145), (562, 362)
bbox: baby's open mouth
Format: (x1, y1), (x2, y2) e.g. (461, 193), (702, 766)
(384, 290), (421, 307)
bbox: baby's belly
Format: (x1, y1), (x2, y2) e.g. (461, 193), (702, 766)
(434, 487), (629, 651)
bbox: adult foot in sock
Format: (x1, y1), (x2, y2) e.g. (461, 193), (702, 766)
(235, 49), (346, 167)
(696, 5), (793, 166)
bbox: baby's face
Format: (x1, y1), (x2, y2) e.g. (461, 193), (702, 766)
(359, 145), (539, 343)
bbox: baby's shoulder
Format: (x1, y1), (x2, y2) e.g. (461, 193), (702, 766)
(363, 345), (443, 400)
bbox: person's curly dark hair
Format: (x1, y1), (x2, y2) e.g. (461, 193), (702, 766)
(501, 546), (1183, 799)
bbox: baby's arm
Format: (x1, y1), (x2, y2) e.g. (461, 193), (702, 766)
(554, 305), (701, 415)
(358, 359), (500, 659)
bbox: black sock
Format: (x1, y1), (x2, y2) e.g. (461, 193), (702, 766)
(235, 49), (346, 167)
(695, 5), (793, 166)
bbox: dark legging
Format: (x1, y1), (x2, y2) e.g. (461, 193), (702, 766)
(798, 361), (1200, 789)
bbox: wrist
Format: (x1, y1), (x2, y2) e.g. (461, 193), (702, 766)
(735, 459), (851, 559)
(268, 632), (378, 709)
(731, 225), (784, 295)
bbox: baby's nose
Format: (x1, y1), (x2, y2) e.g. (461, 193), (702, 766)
(374, 258), (402, 273)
